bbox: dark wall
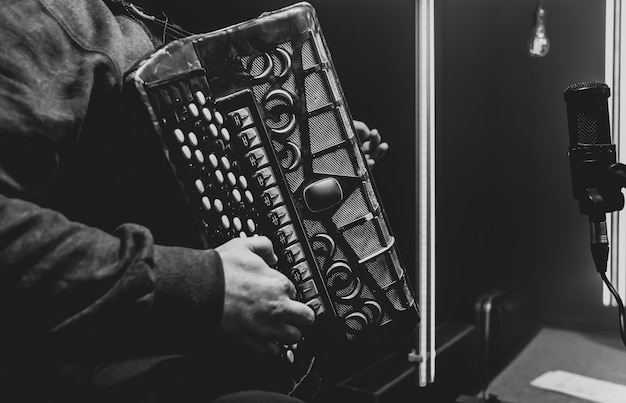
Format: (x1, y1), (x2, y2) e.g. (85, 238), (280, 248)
(437, 0), (611, 330)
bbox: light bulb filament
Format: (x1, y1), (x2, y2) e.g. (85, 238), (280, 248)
(529, 2), (550, 58)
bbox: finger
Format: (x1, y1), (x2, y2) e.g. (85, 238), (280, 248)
(353, 120), (370, 142)
(277, 299), (316, 327)
(377, 142), (389, 159)
(362, 140), (371, 153)
(369, 128), (381, 150)
(271, 323), (303, 345)
(246, 338), (281, 356)
(245, 236), (278, 265)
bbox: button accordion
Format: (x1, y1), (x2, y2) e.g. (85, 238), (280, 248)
(124, 1), (419, 395)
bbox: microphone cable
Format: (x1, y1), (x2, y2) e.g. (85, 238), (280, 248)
(598, 271), (626, 348)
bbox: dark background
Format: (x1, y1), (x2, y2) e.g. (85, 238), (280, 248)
(434, 0), (610, 332)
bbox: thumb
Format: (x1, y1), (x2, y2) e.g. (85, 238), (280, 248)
(245, 236), (278, 265)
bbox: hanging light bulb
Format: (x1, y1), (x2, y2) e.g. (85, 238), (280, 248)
(528, 0), (550, 57)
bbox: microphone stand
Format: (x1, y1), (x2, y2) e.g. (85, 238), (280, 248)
(587, 162), (626, 348)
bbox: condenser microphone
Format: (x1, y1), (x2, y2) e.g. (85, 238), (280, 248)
(564, 81), (624, 271)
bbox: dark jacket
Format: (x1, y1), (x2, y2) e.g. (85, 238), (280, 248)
(0, 0), (225, 363)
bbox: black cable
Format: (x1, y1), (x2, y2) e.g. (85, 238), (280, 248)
(599, 272), (626, 348)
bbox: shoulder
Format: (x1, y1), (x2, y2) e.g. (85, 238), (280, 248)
(34, 0), (156, 77)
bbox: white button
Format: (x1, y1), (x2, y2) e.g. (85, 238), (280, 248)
(174, 128), (185, 143)
(215, 111), (224, 125)
(247, 219), (256, 232)
(233, 217), (242, 231)
(195, 179), (205, 194)
(188, 132), (198, 146)
(239, 176), (248, 189)
(221, 128), (231, 142)
(240, 232), (247, 238)
(215, 170), (225, 184)
(208, 153), (219, 168)
(227, 172), (237, 186)
(188, 103), (199, 118)
(286, 349), (295, 364)
(194, 149), (205, 163)
(221, 215), (231, 230)
(202, 108), (212, 122)
(232, 189), (242, 203)
(201, 196), (211, 210)
(214, 199), (224, 213)
(245, 190), (254, 204)
(221, 156), (231, 171)
(195, 91), (206, 105)
(181, 145), (192, 159)
(209, 123), (219, 138)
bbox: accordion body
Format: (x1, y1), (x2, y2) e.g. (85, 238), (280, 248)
(125, 1), (419, 380)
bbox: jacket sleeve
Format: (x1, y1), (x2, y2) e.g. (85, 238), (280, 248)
(0, 0), (224, 345)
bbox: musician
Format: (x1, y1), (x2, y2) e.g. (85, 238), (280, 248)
(0, 0), (388, 402)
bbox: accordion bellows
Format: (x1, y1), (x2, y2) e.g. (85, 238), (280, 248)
(126, 1), (419, 373)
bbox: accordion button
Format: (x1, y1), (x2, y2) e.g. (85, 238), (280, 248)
(303, 178), (343, 213)
(232, 189), (242, 203)
(227, 172), (237, 187)
(221, 156), (231, 171)
(244, 190), (254, 204)
(296, 279), (318, 300)
(209, 123), (219, 138)
(221, 128), (231, 142)
(306, 298), (325, 315)
(247, 219), (256, 233)
(221, 215), (231, 230)
(215, 170), (225, 184)
(233, 217), (242, 231)
(173, 128), (185, 143)
(201, 107), (212, 122)
(194, 149), (205, 164)
(188, 103), (199, 118)
(188, 132), (198, 146)
(291, 262), (312, 282)
(194, 179), (205, 194)
(276, 224), (295, 246)
(239, 175), (248, 189)
(181, 145), (192, 160)
(201, 196), (211, 211)
(286, 349), (295, 364)
(195, 91), (206, 106)
(283, 242), (302, 264)
(215, 111), (224, 125)
(228, 108), (252, 129)
(213, 199), (224, 213)
(208, 153), (219, 168)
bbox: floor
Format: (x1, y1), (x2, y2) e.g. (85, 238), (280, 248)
(484, 327), (626, 402)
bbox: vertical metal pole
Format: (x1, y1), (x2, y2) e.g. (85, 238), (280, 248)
(610, 0), (622, 306)
(427, 0), (436, 385)
(415, 0), (435, 387)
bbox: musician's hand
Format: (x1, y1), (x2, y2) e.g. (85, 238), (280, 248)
(216, 236), (315, 355)
(354, 120), (389, 168)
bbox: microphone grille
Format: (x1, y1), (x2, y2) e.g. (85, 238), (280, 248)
(564, 81), (608, 92)
(564, 81), (611, 145)
(576, 113), (600, 144)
